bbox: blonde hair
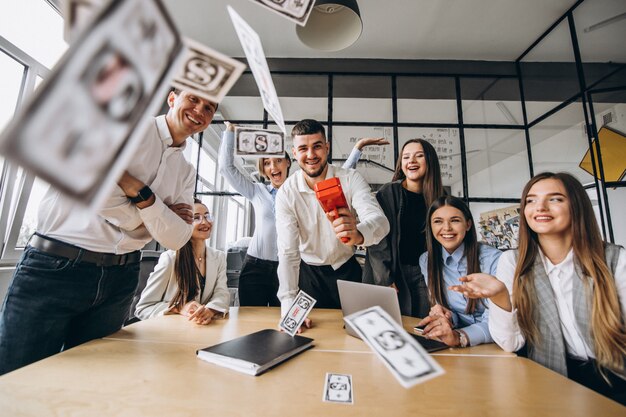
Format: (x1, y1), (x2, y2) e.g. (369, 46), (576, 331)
(257, 152), (291, 181)
(513, 172), (626, 375)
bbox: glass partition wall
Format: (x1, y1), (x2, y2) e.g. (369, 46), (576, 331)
(210, 0), (624, 248)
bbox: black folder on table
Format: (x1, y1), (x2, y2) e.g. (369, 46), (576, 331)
(196, 329), (314, 376)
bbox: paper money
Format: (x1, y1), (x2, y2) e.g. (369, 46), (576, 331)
(247, 0), (316, 26)
(227, 6), (286, 134)
(0, 0), (182, 208)
(170, 37), (245, 105)
(344, 306), (445, 388)
(323, 373), (353, 404)
(235, 127), (285, 158)
(280, 290), (316, 337)
(63, 0), (108, 44)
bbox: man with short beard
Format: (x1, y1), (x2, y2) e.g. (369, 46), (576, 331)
(275, 119), (389, 332)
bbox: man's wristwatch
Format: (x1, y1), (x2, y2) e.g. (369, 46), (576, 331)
(129, 185), (154, 204)
(457, 330), (469, 348)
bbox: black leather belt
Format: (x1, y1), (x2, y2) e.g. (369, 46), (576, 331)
(29, 234), (141, 267)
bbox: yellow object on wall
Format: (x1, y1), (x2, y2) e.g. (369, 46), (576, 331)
(579, 126), (626, 181)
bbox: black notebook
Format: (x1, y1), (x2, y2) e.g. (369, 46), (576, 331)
(196, 329), (314, 376)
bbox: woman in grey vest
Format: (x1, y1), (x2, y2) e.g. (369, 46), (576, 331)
(450, 172), (626, 405)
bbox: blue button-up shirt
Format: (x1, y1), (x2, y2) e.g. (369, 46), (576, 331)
(419, 243), (501, 346)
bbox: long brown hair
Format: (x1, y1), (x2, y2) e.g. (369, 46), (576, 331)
(392, 139), (443, 207)
(169, 199), (206, 311)
(425, 196), (481, 314)
(513, 172), (626, 374)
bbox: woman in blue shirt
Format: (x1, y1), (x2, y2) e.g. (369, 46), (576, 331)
(219, 122), (387, 306)
(417, 196), (501, 347)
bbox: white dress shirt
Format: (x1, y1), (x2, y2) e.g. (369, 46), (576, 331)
(488, 247), (626, 356)
(218, 130), (367, 262)
(275, 164), (389, 314)
(135, 244), (230, 320)
(37, 115), (195, 253)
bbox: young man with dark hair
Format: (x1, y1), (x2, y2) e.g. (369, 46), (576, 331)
(275, 119), (389, 331)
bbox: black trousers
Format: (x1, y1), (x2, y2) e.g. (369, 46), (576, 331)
(298, 256), (362, 309)
(238, 255), (280, 307)
(566, 356), (626, 405)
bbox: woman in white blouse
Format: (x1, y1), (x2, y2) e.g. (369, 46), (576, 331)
(450, 172), (626, 404)
(135, 200), (229, 324)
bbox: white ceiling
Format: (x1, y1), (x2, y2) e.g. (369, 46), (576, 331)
(161, 0), (586, 61)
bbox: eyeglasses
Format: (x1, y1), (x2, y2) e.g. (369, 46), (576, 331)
(192, 213), (214, 224)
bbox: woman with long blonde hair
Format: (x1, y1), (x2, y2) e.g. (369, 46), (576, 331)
(451, 172), (626, 404)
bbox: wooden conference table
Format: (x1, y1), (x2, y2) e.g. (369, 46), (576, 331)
(0, 307), (623, 416)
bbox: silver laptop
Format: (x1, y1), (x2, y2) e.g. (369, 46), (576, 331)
(337, 280), (403, 338)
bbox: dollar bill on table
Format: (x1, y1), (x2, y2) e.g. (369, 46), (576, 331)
(227, 6), (286, 134)
(246, 0), (316, 26)
(170, 37), (245, 105)
(235, 126), (285, 158)
(63, 0), (108, 44)
(280, 290), (316, 337)
(323, 373), (353, 405)
(0, 0), (182, 208)
(344, 306), (445, 388)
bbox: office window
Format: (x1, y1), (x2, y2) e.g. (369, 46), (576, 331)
(464, 128), (530, 198)
(520, 19), (579, 124)
(333, 76), (392, 123)
(461, 78), (523, 125)
(528, 101), (594, 183)
(0, 51), (24, 131)
(397, 77), (457, 124)
(274, 74), (328, 122)
(0, 0), (67, 68)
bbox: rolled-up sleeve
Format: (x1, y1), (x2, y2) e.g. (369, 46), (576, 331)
(349, 171), (389, 247)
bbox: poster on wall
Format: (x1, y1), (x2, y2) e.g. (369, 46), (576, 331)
(478, 205), (520, 250)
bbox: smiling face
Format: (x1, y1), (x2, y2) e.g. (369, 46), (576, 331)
(401, 142), (427, 186)
(191, 203), (213, 241)
(262, 156), (290, 188)
(292, 132), (329, 181)
(430, 205), (472, 254)
(165, 90), (216, 146)
(523, 178), (572, 239)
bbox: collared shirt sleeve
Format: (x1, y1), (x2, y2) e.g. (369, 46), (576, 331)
(342, 147), (362, 170)
(205, 250), (230, 314)
(135, 251), (177, 320)
(97, 186), (144, 231)
(460, 308), (492, 346)
(137, 169), (194, 251)
(488, 250), (525, 352)
(350, 170), (390, 247)
(275, 186), (302, 317)
(218, 130), (257, 200)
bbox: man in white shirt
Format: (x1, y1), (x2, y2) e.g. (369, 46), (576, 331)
(0, 89), (216, 375)
(275, 119), (389, 330)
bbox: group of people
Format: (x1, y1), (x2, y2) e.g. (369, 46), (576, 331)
(0, 88), (623, 405)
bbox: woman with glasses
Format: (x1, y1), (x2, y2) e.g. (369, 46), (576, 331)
(135, 199), (229, 324)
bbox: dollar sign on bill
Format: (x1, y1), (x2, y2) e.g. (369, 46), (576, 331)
(255, 135), (268, 152)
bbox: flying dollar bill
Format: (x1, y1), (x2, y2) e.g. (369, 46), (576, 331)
(227, 6), (286, 134)
(344, 306), (445, 388)
(170, 37), (246, 105)
(235, 126), (285, 158)
(246, 0), (316, 26)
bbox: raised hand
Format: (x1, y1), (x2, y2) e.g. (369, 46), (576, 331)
(449, 273), (512, 312)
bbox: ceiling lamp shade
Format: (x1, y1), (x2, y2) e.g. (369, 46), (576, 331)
(296, 0), (362, 52)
